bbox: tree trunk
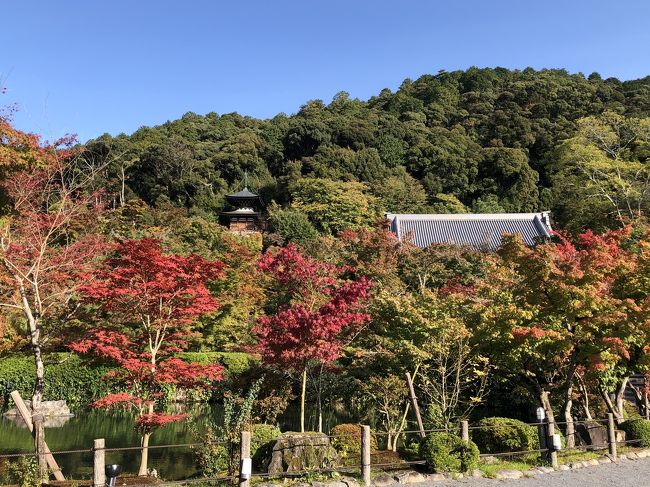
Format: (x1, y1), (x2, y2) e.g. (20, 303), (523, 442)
(138, 432), (151, 476)
(300, 368), (307, 433)
(20, 280), (47, 480)
(316, 363), (323, 433)
(563, 366), (577, 448)
(138, 402), (155, 476)
(120, 165), (126, 207)
(564, 385), (575, 448)
(576, 374), (593, 420)
(616, 377), (628, 417)
(600, 377), (629, 425)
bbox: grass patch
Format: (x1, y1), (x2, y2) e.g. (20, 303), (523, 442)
(478, 459), (535, 478)
(557, 450), (600, 464)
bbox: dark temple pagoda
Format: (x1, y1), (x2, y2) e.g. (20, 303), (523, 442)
(220, 183), (264, 234)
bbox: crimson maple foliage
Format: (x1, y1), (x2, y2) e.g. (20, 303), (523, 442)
(253, 243), (372, 431)
(71, 238), (224, 476)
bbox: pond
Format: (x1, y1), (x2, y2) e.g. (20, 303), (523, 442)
(0, 404), (351, 480)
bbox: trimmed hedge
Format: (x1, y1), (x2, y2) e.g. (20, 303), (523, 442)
(620, 419), (650, 448)
(472, 417), (538, 454)
(0, 351), (256, 410)
(0, 353), (113, 409)
(330, 423), (378, 465)
(178, 352), (257, 376)
(419, 432), (479, 473)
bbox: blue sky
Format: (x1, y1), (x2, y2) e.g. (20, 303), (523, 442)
(2, 0), (650, 142)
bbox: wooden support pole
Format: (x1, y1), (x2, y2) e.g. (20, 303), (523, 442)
(10, 391), (65, 481)
(607, 413), (618, 460)
(460, 420), (469, 443)
(547, 420), (558, 469)
(93, 439), (105, 487)
(239, 431), (251, 487)
(405, 372), (425, 438)
(361, 425), (371, 487)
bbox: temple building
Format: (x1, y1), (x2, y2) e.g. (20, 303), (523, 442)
(386, 211), (553, 251)
(220, 185), (264, 234)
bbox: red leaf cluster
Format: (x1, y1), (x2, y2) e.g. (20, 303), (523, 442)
(80, 238), (224, 328)
(253, 244), (372, 369)
(135, 413), (188, 433)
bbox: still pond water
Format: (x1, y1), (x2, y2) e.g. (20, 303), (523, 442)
(0, 406), (348, 480)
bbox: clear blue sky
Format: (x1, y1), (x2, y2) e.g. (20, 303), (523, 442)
(2, 0), (650, 142)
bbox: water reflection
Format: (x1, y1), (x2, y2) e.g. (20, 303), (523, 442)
(0, 404), (350, 480)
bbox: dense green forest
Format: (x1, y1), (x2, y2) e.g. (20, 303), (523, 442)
(85, 67), (650, 233)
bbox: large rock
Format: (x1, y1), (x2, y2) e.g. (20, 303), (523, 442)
(4, 400), (74, 428)
(4, 400), (74, 417)
(267, 432), (337, 475)
(575, 421), (609, 450)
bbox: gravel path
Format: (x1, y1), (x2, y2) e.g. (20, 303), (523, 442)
(417, 458), (650, 487)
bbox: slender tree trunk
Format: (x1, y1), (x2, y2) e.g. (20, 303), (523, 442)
(120, 165), (126, 207)
(138, 402), (155, 476)
(600, 377), (628, 425)
(316, 363), (323, 433)
(300, 367), (307, 433)
(564, 386), (575, 448)
(19, 280), (47, 480)
(563, 366), (577, 448)
(616, 377), (628, 417)
(576, 374), (593, 420)
(139, 432), (151, 476)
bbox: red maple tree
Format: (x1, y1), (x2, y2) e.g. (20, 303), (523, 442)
(0, 115), (106, 477)
(70, 238), (224, 476)
(253, 243), (372, 432)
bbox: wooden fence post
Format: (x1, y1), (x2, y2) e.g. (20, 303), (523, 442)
(607, 413), (618, 460)
(93, 439), (105, 487)
(405, 372), (425, 438)
(9, 391), (65, 481)
(239, 431), (251, 487)
(460, 420), (469, 443)
(547, 420), (558, 469)
(361, 425), (371, 487)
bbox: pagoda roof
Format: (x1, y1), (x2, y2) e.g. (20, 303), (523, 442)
(226, 187), (259, 199)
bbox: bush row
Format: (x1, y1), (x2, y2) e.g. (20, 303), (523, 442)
(0, 351), (256, 410)
(0, 353), (114, 409)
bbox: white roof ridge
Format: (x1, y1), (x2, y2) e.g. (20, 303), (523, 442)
(389, 212), (548, 220)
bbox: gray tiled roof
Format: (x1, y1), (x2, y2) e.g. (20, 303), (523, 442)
(226, 187), (259, 198)
(387, 212), (552, 251)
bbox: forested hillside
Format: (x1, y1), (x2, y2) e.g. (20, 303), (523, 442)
(85, 67), (650, 232)
(5, 68), (650, 474)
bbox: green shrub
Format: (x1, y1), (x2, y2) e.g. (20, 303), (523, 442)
(178, 352), (257, 376)
(268, 207), (319, 245)
(620, 419), (650, 447)
(330, 423), (378, 465)
(0, 354), (113, 409)
(251, 423), (281, 469)
(194, 425), (229, 477)
(472, 417), (538, 454)
(5, 457), (40, 487)
(419, 432), (479, 473)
